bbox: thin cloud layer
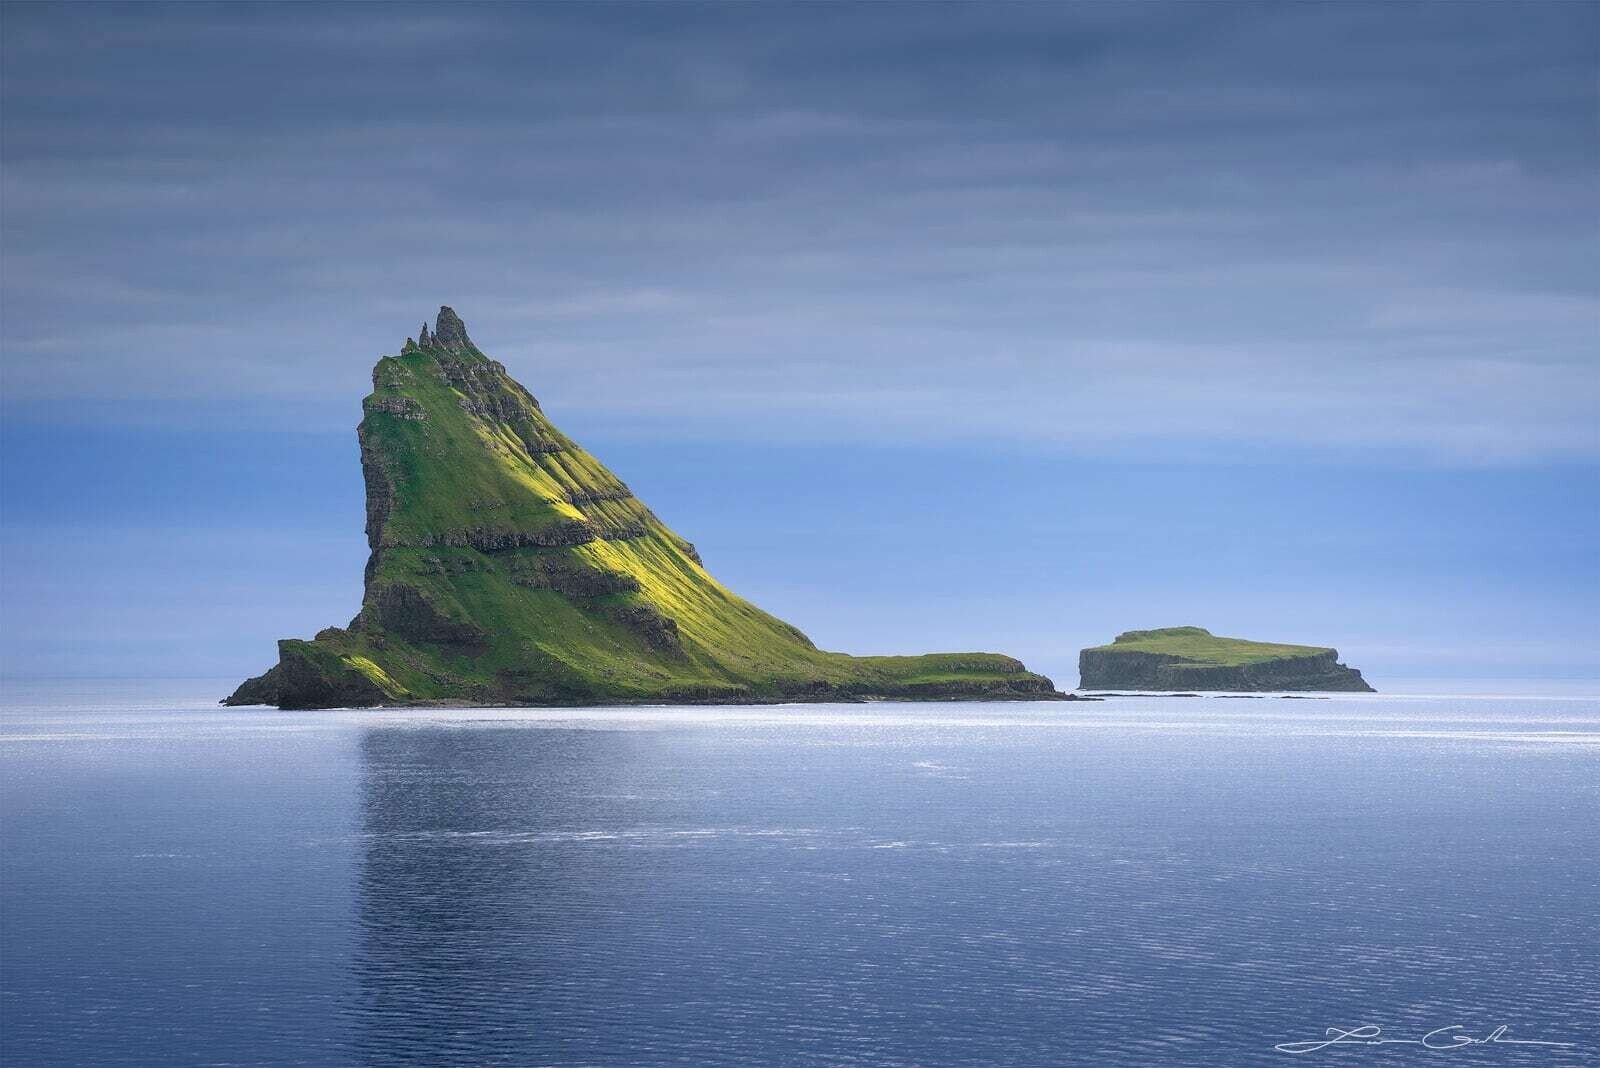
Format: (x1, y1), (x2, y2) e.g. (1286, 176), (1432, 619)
(2, 2), (1595, 461)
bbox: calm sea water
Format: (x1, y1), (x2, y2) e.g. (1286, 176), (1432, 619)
(2, 680), (1597, 1066)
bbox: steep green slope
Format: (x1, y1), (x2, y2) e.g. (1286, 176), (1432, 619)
(1078, 627), (1374, 692)
(227, 307), (1061, 708)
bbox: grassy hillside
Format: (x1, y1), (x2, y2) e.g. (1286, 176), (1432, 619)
(228, 308), (1060, 708)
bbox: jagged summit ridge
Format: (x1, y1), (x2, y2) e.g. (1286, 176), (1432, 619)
(404, 306), (484, 362)
(227, 307), (1062, 709)
(431, 305), (472, 351)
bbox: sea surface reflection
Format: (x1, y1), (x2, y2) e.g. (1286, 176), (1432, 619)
(3, 683), (1597, 1065)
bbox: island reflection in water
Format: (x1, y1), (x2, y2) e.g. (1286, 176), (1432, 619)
(338, 702), (1597, 1066)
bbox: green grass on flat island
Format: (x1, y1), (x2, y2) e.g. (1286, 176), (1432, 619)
(1088, 626), (1332, 666)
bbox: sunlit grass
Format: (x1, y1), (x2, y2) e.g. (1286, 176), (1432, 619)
(277, 336), (1058, 705)
(1089, 627), (1331, 666)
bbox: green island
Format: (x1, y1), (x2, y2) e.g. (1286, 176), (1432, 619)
(1078, 627), (1374, 692)
(226, 307), (1063, 709)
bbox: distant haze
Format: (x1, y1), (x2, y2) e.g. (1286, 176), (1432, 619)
(1, 3), (1595, 686)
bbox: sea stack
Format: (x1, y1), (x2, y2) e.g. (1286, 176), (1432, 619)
(226, 307), (1062, 708)
(1078, 627), (1374, 692)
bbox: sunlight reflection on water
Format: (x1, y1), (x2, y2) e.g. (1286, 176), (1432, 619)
(3, 683), (1597, 1066)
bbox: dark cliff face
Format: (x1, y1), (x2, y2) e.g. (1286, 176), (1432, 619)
(1077, 628), (1375, 693)
(1078, 649), (1373, 692)
(225, 307), (1063, 709)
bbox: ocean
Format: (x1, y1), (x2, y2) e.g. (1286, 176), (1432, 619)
(2, 681), (1596, 1066)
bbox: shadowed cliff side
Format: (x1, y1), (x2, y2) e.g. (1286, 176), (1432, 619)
(227, 307), (1064, 709)
(1078, 627), (1374, 692)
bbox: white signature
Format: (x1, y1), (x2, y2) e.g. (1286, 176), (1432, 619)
(1275, 1024), (1578, 1054)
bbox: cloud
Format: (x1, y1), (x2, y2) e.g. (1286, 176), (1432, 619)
(1, 2), (1594, 463)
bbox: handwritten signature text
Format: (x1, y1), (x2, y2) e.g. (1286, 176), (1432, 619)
(1275, 1024), (1577, 1055)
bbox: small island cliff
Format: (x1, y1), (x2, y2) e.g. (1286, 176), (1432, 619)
(1078, 627), (1375, 692)
(227, 307), (1064, 709)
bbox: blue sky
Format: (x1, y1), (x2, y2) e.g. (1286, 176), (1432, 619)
(2, 3), (1596, 687)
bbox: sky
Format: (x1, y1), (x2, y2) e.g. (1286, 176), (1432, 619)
(1, 2), (1596, 689)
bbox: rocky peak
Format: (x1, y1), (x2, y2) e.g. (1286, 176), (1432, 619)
(224, 307), (1064, 709)
(433, 306), (472, 352)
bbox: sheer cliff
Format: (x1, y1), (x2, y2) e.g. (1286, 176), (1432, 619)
(1078, 627), (1374, 692)
(227, 307), (1062, 708)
